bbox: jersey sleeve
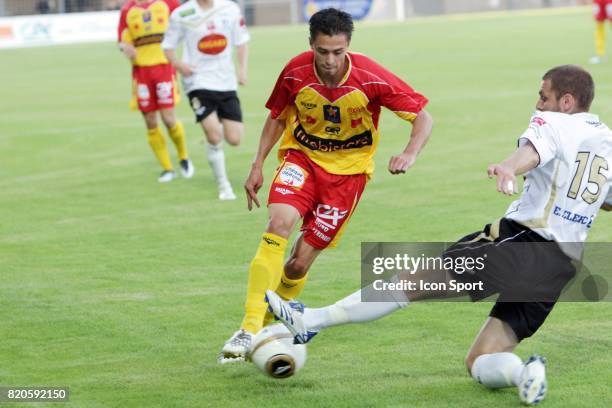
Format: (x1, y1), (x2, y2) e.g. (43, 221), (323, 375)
(265, 63), (296, 119)
(518, 112), (559, 168)
(117, 6), (131, 44)
(369, 63), (428, 122)
(161, 8), (183, 50)
(231, 9), (250, 46)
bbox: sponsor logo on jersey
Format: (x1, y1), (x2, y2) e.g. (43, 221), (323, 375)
(553, 206), (594, 228)
(347, 106), (366, 115)
(531, 116), (546, 126)
(179, 8), (196, 18)
(274, 187), (295, 196)
(207, 21), (216, 30)
(351, 117), (363, 128)
(198, 33), (228, 55)
(325, 126), (341, 135)
(276, 163), (308, 189)
(300, 101), (317, 110)
(323, 105), (341, 123)
(133, 33), (164, 47)
(305, 115), (317, 124)
(293, 124), (372, 152)
(240, 17), (246, 27)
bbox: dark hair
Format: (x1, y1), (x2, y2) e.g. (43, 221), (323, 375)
(309, 8), (354, 42)
(543, 65), (595, 111)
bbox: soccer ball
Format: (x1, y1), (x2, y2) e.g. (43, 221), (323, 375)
(249, 323), (307, 379)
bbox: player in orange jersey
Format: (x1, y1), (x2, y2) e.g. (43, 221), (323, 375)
(218, 8), (433, 363)
(118, 0), (194, 182)
(590, 0), (612, 64)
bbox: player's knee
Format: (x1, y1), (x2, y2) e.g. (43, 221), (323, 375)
(161, 116), (176, 129)
(266, 216), (293, 238)
(284, 257), (309, 279)
(224, 128), (243, 146)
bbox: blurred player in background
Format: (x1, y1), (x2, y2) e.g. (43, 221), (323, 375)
(267, 65), (612, 405)
(118, 0), (195, 183)
(590, 0), (612, 64)
(219, 8), (433, 362)
(163, 0), (250, 200)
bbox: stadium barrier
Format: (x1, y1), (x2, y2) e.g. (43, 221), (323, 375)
(0, 10), (117, 48)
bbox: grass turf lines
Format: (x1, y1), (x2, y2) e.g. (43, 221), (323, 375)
(1, 6), (611, 407)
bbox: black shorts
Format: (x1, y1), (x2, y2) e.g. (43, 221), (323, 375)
(443, 218), (576, 341)
(187, 90), (242, 123)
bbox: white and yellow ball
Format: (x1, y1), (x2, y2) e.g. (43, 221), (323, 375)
(249, 324), (307, 379)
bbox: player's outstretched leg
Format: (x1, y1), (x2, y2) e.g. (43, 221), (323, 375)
(206, 142), (235, 200)
(265, 282), (409, 344)
(265, 290), (317, 344)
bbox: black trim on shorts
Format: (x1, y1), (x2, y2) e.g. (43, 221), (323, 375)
(187, 89), (243, 123)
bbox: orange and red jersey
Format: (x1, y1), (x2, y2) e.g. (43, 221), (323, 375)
(266, 51), (428, 176)
(118, 0), (180, 67)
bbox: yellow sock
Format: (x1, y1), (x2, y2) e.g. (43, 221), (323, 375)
(241, 233), (288, 334)
(596, 22), (606, 57)
(147, 127), (173, 171)
(263, 271), (309, 326)
(168, 121), (188, 161)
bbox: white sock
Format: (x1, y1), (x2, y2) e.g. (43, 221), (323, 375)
(303, 280), (409, 331)
(206, 142), (230, 188)
(471, 353), (524, 388)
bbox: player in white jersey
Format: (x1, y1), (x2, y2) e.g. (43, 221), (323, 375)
(162, 0), (250, 200)
(265, 65), (612, 405)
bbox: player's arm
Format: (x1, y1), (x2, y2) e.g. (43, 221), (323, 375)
(164, 48), (194, 77)
(388, 109), (433, 174)
(487, 140), (540, 195)
(161, 9), (193, 76)
(236, 43), (248, 86)
(244, 114), (285, 210)
(117, 7), (136, 61)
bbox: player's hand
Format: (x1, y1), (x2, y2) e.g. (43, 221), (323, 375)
(176, 62), (194, 77)
(245, 164), (264, 211)
(238, 71), (248, 86)
(388, 152), (417, 174)
(488, 163), (517, 195)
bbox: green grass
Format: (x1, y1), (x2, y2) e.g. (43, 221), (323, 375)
(1, 6), (612, 407)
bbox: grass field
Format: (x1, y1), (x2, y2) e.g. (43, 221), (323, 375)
(1, 6), (612, 407)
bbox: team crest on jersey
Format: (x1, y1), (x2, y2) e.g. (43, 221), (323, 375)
(142, 10), (152, 23)
(198, 33), (228, 55)
(323, 105), (341, 123)
(275, 163), (308, 189)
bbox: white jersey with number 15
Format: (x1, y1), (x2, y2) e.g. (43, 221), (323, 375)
(505, 111), (612, 256)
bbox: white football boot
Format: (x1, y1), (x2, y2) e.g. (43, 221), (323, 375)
(218, 329), (253, 364)
(179, 159), (195, 179)
(218, 182), (236, 201)
(518, 355), (547, 405)
(158, 170), (177, 183)
(265, 290), (318, 344)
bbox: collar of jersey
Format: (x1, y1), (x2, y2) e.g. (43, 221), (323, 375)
(313, 52), (352, 88)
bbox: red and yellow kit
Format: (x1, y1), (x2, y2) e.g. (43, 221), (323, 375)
(593, 0), (612, 21)
(118, 0), (180, 111)
(118, 0), (179, 67)
(266, 51), (428, 176)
